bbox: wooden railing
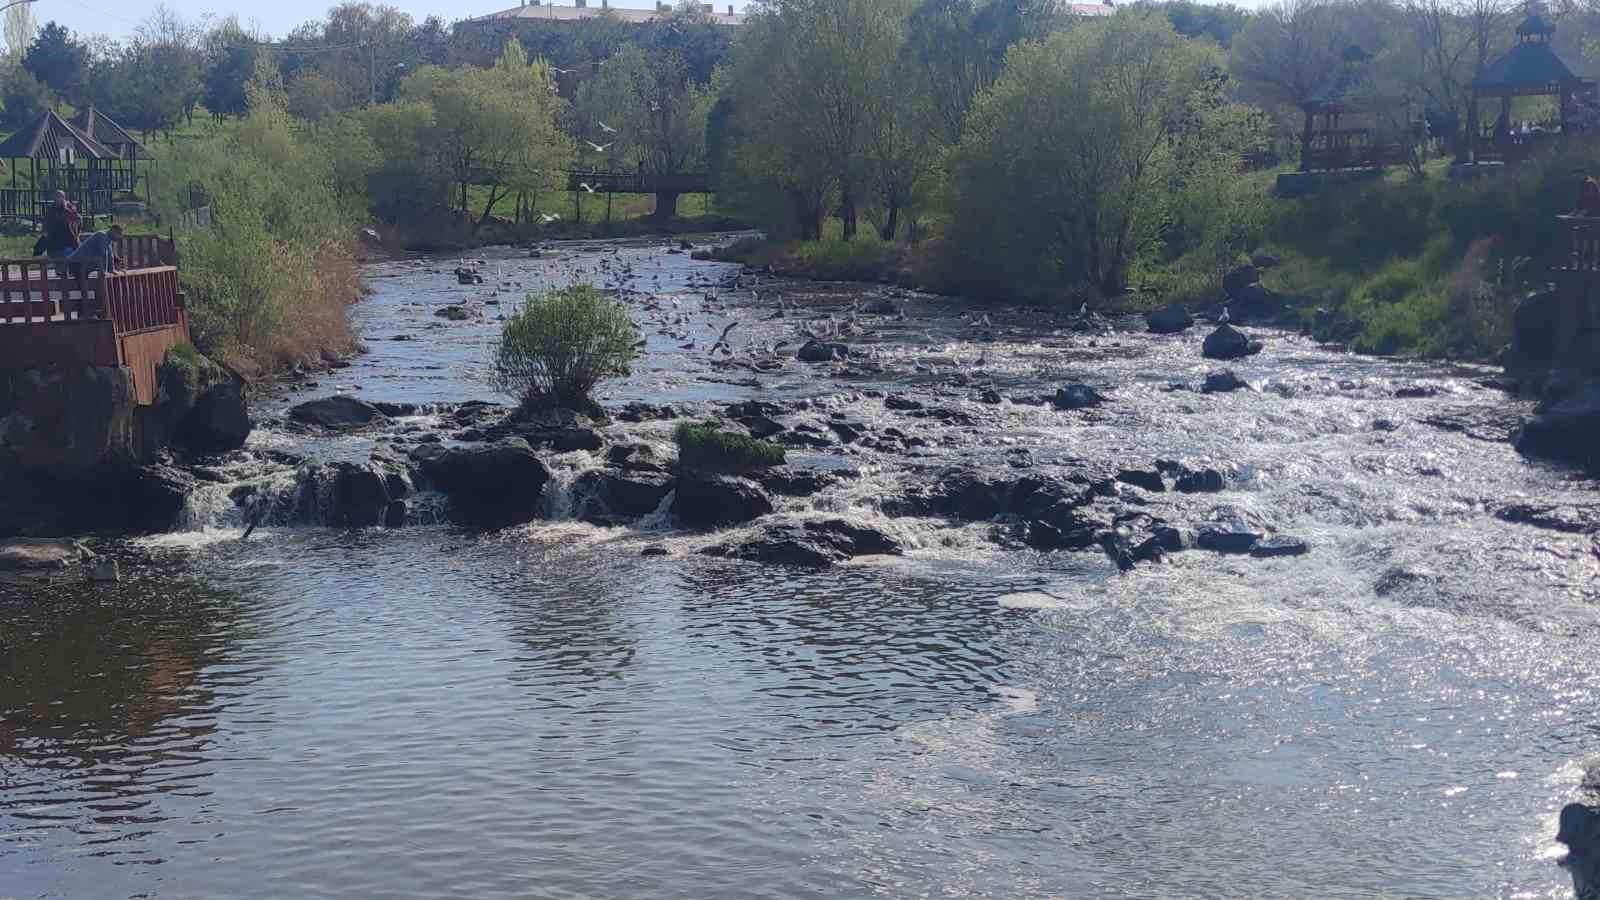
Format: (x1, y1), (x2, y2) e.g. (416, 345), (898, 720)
(1557, 215), (1600, 273)
(0, 262), (183, 329)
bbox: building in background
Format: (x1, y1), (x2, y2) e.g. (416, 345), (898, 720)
(465, 0), (746, 27)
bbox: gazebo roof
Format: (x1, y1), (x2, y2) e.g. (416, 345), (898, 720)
(1471, 40), (1578, 89)
(68, 107), (152, 160)
(1304, 47), (1405, 112)
(0, 110), (118, 161)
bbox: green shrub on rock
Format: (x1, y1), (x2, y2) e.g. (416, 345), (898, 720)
(493, 285), (638, 411)
(673, 422), (786, 474)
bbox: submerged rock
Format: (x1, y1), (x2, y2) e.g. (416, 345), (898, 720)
(1201, 370), (1249, 394)
(1115, 469), (1165, 493)
(0, 537), (92, 571)
(797, 339), (850, 363)
(1495, 502), (1600, 534)
(1053, 383), (1108, 410)
(1174, 467), (1226, 493)
(1250, 535), (1310, 558)
(1146, 302), (1194, 335)
(1202, 324), (1264, 361)
(675, 475), (773, 527)
(435, 305), (478, 321)
(417, 440), (552, 528)
(289, 396), (390, 432)
(1516, 380), (1600, 470)
(754, 466), (841, 497)
(706, 518), (902, 567)
(1195, 507), (1264, 553)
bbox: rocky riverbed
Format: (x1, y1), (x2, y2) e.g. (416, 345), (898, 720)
(5, 234), (1599, 899)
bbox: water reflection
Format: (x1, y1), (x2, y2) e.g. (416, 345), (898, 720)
(0, 573), (242, 860)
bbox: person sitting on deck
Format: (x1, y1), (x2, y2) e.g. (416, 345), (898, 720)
(31, 191), (81, 258)
(66, 224), (122, 307)
(1578, 177), (1600, 217)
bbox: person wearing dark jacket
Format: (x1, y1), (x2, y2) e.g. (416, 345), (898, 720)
(32, 191), (81, 257)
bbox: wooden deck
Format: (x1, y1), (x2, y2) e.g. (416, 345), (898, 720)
(0, 236), (189, 405)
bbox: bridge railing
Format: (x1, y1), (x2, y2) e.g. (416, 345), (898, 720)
(563, 170), (711, 194)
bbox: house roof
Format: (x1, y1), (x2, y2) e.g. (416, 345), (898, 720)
(467, 3), (746, 26)
(68, 107), (153, 160)
(0, 110), (118, 161)
(1471, 39), (1579, 89)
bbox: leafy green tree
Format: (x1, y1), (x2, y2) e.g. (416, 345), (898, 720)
(203, 18), (260, 120)
(948, 11), (1225, 296)
(287, 72), (354, 129)
(493, 284), (637, 411)
(0, 63), (48, 128)
(575, 44), (712, 219)
(22, 22), (86, 105)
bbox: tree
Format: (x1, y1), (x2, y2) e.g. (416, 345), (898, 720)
(3, 1), (36, 64)
(723, 0), (915, 240)
(1229, 0), (1382, 170)
(23, 22), (86, 105)
(203, 17), (259, 120)
(948, 11), (1226, 296)
(287, 72), (353, 128)
(0, 63), (48, 129)
(575, 44), (713, 219)
(395, 42), (569, 232)
(493, 285), (638, 411)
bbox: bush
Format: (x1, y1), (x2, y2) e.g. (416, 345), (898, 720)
(493, 285), (638, 410)
(673, 422), (786, 473)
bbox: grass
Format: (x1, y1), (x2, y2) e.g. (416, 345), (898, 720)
(674, 422), (786, 474)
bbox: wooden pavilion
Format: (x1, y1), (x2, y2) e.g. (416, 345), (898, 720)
(1299, 45), (1411, 172)
(1470, 8), (1592, 164)
(0, 109), (147, 225)
(68, 106), (151, 195)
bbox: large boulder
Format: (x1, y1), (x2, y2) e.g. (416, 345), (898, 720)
(418, 440), (552, 528)
(487, 407), (605, 452)
(1516, 380), (1600, 470)
(1202, 324), (1264, 360)
(1053, 383), (1108, 410)
(675, 474), (773, 527)
(300, 461), (401, 528)
(797, 340), (850, 363)
(1195, 506), (1267, 554)
(152, 350), (251, 456)
(1222, 264), (1260, 298)
(705, 518), (902, 567)
(576, 469), (675, 519)
(1504, 289), (1600, 394)
(289, 396), (389, 432)
(1147, 302), (1194, 335)
(0, 364), (137, 471)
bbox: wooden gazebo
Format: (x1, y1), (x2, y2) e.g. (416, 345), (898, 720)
(1470, 8), (1592, 164)
(0, 109), (141, 224)
(1299, 46), (1411, 172)
(69, 106), (151, 195)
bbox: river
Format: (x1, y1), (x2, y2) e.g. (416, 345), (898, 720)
(3, 236), (1598, 898)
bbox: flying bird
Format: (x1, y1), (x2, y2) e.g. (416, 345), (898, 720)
(540, 213), (560, 223)
(598, 121), (617, 134)
(587, 141), (613, 153)
(579, 183), (597, 194)
(551, 66), (573, 75)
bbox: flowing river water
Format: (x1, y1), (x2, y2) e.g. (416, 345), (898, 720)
(3, 236), (1599, 898)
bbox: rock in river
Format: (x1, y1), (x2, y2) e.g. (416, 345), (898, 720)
(1053, 383), (1108, 410)
(416, 440), (552, 528)
(675, 475), (774, 527)
(576, 469), (675, 519)
(0, 537), (92, 571)
(797, 340), (850, 363)
(1195, 507), (1264, 553)
(1147, 302), (1194, 335)
(1202, 324), (1264, 361)
(289, 396), (390, 432)
(1250, 535), (1310, 558)
(1516, 380), (1600, 470)
(706, 518), (902, 567)
(1201, 370), (1249, 394)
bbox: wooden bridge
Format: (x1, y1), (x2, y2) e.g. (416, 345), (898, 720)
(0, 235), (188, 405)
(563, 170), (712, 195)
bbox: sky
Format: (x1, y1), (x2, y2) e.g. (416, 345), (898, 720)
(23, 0), (760, 43)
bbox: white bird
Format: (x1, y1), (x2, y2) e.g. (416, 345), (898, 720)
(1219, 305), (1231, 324)
(540, 213), (560, 223)
(579, 183), (597, 194)
(598, 121), (618, 134)
(1078, 302), (1088, 317)
(587, 141), (613, 153)
(979, 313), (992, 328)
(551, 66), (573, 75)
(650, 101), (662, 112)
